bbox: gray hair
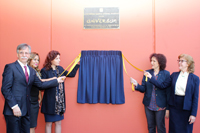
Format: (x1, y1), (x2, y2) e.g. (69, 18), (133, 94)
(16, 43), (31, 53)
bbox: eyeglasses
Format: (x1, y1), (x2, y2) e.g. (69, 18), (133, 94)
(19, 52), (30, 55)
(177, 60), (187, 63)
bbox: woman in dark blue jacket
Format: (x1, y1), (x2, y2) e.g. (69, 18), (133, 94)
(130, 53), (170, 133)
(41, 50), (79, 133)
(146, 54), (199, 133)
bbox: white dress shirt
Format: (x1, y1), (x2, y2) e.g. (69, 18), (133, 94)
(17, 60), (30, 76)
(175, 71), (189, 96)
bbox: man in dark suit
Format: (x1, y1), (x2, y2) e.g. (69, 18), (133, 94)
(1, 43), (65, 133)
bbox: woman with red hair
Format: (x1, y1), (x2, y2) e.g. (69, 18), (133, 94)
(41, 50), (79, 133)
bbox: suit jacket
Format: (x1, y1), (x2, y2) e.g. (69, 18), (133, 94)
(1, 61), (59, 116)
(150, 72), (199, 116)
(136, 69), (170, 109)
(41, 65), (79, 114)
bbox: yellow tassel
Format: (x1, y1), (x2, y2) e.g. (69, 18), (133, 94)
(145, 76), (148, 82)
(132, 83), (135, 91)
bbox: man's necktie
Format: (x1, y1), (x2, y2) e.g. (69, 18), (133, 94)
(24, 66), (29, 83)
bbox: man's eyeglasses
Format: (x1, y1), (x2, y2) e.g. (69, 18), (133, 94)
(177, 60), (187, 63)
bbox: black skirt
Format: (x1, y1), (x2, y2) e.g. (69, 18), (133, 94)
(169, 95), (193, 133)
(30, 102), (39, 128)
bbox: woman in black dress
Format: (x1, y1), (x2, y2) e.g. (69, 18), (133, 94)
(28, 52), (59, 133)
(41, 50), (79, 133)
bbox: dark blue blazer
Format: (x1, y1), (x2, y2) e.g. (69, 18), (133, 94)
(41, 65), (79, 114)
(1, 61), (59, 116)
(150, 72), (199, 116)
(136, 69), (170, 109)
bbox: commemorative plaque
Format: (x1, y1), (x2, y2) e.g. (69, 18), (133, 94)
(84, 7), (119, 29)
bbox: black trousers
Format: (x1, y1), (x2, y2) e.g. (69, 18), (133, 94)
(4, 114), (30, 133)
(145, 106), (166, 133)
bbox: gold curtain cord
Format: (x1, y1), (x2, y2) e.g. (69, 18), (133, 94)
(122, 54), (147, 91)
(58, 53), (81, 77)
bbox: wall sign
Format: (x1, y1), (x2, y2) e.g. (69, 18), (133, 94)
(84, 7), (119, 29)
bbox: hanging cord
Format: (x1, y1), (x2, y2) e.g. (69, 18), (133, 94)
(58, 53), (81, 77)
(122, 54), (147, 91)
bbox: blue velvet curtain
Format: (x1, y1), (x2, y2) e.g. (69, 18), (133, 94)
(77, 51), (125, 104)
